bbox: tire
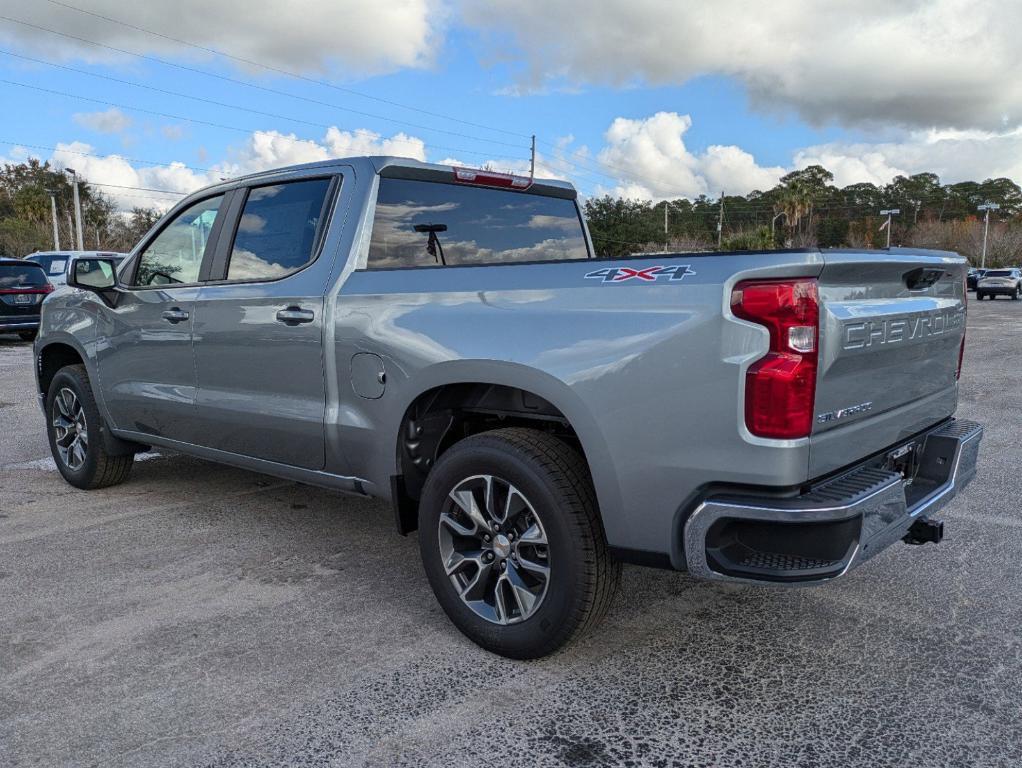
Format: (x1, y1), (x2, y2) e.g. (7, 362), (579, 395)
(18, 330), (37, 342)
(46, 364), (134, 490)
(1013, 287), (1020, 301)
(418, 427), (620, 659)
(977, 292), (986, 300)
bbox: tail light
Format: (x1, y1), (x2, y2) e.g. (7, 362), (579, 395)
(731, 279), (820, 439)
(0, 285), (53, 294)
(453, 167), (532, 190)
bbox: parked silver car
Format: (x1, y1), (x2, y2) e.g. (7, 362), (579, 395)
(976, 268), (1022, 300)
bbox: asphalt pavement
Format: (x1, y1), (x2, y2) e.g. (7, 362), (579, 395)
(2, 298), (1021, 767)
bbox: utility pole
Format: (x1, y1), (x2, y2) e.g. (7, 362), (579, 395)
(879, 208), (900, 249)
(978, 202), (1000, 269)
(717, 191), (725, 248)
(65, 168), (85, 250)
(45, 188), (60, 250)
(771, 211), (787, 242)
(529, 135), (536, 182)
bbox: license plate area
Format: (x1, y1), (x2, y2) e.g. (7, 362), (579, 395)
(885, 440), (922, 484)
(13, 294), (34, 304)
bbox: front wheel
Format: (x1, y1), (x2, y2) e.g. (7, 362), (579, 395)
(418, 428), (620, 659)
(18, 330), (37, 342)
(46, 364), (134, 489)
(1013, 287), (1020, 300)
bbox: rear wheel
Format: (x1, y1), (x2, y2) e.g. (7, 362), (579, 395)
(418, 428), (620, 659)
(18, 330), (37, 342)
(46, 364), (133, 489)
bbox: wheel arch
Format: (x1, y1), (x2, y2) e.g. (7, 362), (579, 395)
(389, 361), (621, 537)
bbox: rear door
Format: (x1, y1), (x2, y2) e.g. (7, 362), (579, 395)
(810, 249), (967, 476)
(96, 194), (227, 440)
(189, 173), (340, 470)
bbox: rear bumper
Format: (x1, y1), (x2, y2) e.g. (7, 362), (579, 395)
(0, 315), (40, 330)
(978, 285), (1018, 295)
(683, 418), (983, 585)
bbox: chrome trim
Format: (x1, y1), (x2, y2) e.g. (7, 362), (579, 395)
(683, 419), (983, 585)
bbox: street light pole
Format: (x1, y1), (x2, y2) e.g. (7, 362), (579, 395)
(45, 188), (60, 250)
(65, 168), (85, 251)
(977, 202), (1000, 269)
(879, 208), (900, 249)
(771, 211), (787, 242)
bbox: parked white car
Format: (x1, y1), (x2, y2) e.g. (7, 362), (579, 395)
(25, 251), (126, 286)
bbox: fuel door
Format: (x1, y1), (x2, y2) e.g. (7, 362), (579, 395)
(351, 352), (386, 399)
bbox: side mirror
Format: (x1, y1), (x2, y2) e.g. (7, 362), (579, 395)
(68, 257), (122, 306)
(68, 257), (118, 291)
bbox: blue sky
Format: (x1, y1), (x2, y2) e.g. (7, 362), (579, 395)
(1, 0), (1019, 210)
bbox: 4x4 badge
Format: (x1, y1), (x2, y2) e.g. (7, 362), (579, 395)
(584, 265), (695, 283)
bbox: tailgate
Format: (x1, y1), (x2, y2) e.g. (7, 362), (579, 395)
(809, 249), (966, 477)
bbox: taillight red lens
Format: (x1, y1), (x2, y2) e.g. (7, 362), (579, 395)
(453, 167), (532, 190)
(732, 279), (820, 439)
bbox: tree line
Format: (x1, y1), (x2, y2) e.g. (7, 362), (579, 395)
(583, 165), (1022, 266)
(4, 157), (1021, 267)
(0, 158), (160, 257)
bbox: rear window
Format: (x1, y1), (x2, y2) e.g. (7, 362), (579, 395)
(225, 178), (333, 281)
(367, 178), (588, 269)
(985, 270), (1013, 277)
(0, 264), (47, 288)
(26, 254), (69, 277)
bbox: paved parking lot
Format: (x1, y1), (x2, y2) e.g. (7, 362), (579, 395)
(2, 299), (1021, 768)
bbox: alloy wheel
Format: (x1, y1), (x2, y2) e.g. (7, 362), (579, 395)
(437, 474), (551, 625)
(52, 387), (88, 471)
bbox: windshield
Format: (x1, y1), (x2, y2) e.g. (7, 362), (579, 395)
(26, 253), (70, 277)
(0, 264), (48, 288)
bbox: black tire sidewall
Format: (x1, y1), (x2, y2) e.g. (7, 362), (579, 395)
(46, 367), (104, 489)
(419, 436), (591, 658)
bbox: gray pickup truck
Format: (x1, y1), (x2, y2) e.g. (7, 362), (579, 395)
(34, 157), (982, 658)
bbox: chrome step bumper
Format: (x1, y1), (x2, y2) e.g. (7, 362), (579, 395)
(683, 419), (983, 584)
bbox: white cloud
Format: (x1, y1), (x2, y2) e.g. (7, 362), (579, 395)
(72, 108), (131, 134)
(463, 0), (1022, 131)
(6, 0), (446, 76)
(795, 127), (1022, 187)
(29, 126), (433, 211)
(595, 112), (785, 200)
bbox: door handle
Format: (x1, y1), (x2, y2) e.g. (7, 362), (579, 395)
(161, 308), (190, 323)
(276, 306), (315, 326)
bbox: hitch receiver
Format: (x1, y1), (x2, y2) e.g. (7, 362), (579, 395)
(903, 516), (944, 546)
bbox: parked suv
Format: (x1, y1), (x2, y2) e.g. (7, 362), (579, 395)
(976, 268), (1022, 300)
(32, 158), (983, 658)
(0, 258), (52, 340)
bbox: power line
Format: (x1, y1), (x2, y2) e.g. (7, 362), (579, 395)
(0, 78), (522, 162)
(0, 139), (215, 174)
(41, 0), (529, 140)
(0, 15), (527, 152)
(0, 50), (531, 162)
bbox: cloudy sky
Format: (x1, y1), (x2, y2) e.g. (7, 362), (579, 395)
(0, 0), (1019, 209)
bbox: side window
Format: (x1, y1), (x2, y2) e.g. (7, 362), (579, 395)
(134, 195), (224, 286)
(225, 178), (332, 282)
(367, 178), (589, 268)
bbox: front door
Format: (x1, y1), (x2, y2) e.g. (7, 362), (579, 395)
(96, 193), (227, 441)
(190, 176), (337, 470)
